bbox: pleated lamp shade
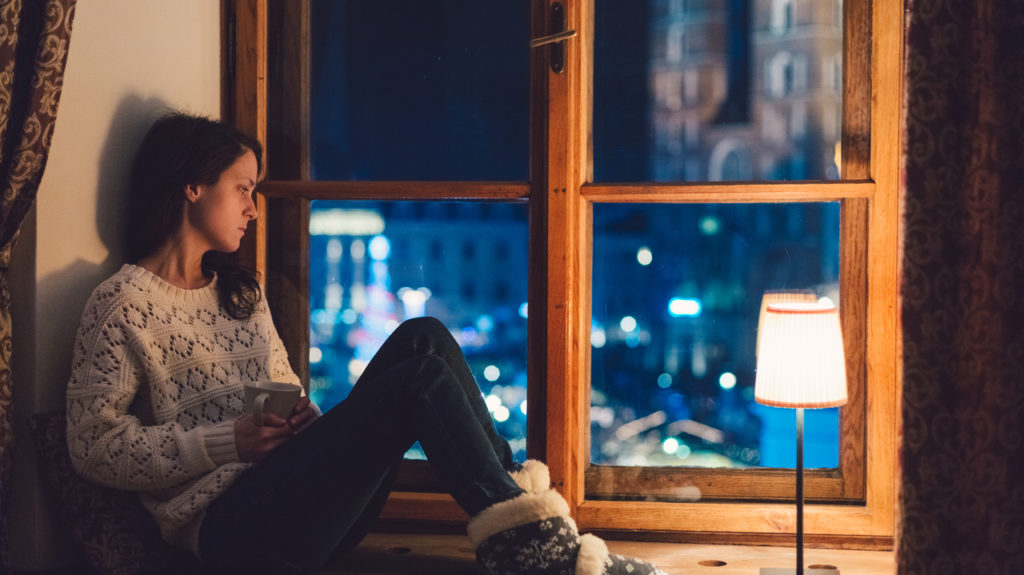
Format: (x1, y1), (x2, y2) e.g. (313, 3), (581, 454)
(755, 290), (817, 358)
(754, 301), (848, 409)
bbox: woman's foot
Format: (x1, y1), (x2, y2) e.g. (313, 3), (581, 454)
(508, 459), (551, 494)
(473, 465), (666, 575)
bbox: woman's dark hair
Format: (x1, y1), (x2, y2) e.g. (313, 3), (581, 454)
(125, 112), (264, 319)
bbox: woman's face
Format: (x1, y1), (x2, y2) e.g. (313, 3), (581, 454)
(186, 149), (259, 254)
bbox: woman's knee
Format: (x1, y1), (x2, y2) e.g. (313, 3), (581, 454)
(398, 354), (470, 403)
(395, 316), (453, 350)
(398, 315), (447, 337)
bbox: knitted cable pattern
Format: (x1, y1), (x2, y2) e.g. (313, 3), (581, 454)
(65, 264), (300, 552)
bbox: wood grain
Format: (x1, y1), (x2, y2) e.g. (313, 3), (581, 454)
(843, 0), (872, 180)
(231, 0), (269, 281)
(543, 0), (593, 513)
(325, 533), (896, 574)
(839, 197), (868, 500)
(266, 197), (310, 386)
(582, 181), (874, 203)
(584, 465), (847, 502)
(862, 0), (902, 540)
(256, 180), (530, 200)
(527, 0), (551, 463)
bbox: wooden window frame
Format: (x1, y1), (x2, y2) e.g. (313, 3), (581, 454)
(225, 0), (901, 548)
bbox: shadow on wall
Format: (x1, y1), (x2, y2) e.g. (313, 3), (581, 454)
(8, 94), (186, 570)
(35, 94), (175, 401)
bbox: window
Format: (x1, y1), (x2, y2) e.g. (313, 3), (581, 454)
(771, 0), (795, 34)
(494, 241), (510, 262)
(790, 101), (807, 137)
(229, 0), (900, 546)
(830, 52), (843, 93)
(767, 51), (795, 97)
(707, 140), (753, 181)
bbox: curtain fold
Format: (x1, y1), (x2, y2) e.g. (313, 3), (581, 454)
(0, 0), (76, 570)
(900, 0), (1024, 573)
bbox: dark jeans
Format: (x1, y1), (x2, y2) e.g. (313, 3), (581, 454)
(197, 317), (525, 571)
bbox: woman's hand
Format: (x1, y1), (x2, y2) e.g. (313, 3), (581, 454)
(234, 398), (319, 462)
(234, 413), (292, 463)
(287, 397), (319, 435)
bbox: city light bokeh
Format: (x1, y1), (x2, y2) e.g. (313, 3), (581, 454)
(308, 201), (530, 461)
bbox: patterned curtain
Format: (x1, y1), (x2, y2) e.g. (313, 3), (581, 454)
(0, 0), (76, 570)
(900, 1), (1024, 573)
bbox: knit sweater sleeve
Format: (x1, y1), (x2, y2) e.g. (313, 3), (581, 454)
(263, 299), (301, 387)
(260, 298), (321, 415)
(65, 290), (238, 492)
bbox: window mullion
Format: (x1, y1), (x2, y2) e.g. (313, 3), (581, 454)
(582, 181), (875, 203)
(230, 0), (269, 280)
(837, 0), (873, 501)
(842, 0), (872, 180)
(543, 0), (593, 513)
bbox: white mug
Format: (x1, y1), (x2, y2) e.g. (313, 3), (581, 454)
(243, 381), (302, 426)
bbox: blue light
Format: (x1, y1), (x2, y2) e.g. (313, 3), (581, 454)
(668, 298), (702, 317)
(699, 215), (722, 236)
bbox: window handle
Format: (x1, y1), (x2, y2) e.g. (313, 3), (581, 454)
(530, 2), (573, 73)
(529, 29), (577, 48)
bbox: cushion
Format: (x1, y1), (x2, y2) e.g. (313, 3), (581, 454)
(28, 411), (198, 575)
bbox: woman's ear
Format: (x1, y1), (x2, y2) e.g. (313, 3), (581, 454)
(184, 184), (201, 203)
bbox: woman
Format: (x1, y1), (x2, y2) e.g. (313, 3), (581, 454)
(65, 112), (664, 575)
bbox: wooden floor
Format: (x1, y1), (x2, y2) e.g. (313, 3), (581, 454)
(24, 533), (896, 574)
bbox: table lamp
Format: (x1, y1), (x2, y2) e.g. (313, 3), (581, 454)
(754, 300), (848, 574)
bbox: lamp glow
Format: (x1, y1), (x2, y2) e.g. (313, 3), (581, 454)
(755, 301), (848, 409)
(756, 290), (817, 358)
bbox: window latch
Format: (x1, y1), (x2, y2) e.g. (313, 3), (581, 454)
(530, 3), (574, 73)
(529, 29), (576, 49)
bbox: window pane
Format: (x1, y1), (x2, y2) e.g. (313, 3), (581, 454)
(594, 0), (843, 182)
(309, 201), (529, 461)
(305, 0), (529, 181)
(589, 203), (841, 468)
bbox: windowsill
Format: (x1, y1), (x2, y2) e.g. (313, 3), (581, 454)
(375, 493), (894, 573)
(333, 532), (896, 574)
(21, 532), (895, 575)
(608, 539), (895, 574)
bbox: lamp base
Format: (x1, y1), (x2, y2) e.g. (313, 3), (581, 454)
(761, 564), (839, 568)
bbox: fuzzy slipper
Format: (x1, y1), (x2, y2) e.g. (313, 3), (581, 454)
(468, 488), (666, 575)
(509, 459), (551, 494)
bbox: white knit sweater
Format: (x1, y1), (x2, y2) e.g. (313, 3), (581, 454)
(65, 264), (301, 553)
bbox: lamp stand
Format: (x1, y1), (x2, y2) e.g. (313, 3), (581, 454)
(797, 406), (803, 573)
(760, 408), (837, 574)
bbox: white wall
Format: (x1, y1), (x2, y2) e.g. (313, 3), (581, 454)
(10, 1), (221, 568)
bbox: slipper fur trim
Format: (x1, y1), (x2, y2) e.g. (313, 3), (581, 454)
(467, 488), (573, 548)
(576, 533), (610, 575)
(508, 459), (550, 493)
